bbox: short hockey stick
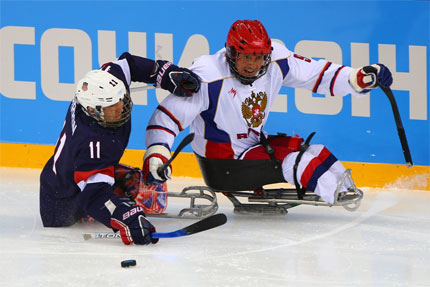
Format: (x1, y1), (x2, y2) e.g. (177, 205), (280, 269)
(378, 84), (413, 167)
(130, 85), (155, 92)
(156, 133), (195, 179)
(130, 82), (196, 93)
(82, 213), (227, 240)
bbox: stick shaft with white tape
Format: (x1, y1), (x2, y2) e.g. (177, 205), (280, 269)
(130, 85), (155, 92)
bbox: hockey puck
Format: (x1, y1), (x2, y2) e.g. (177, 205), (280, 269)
(121, 259), (137, 268)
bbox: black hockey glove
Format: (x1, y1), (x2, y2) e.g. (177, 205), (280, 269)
(110, 201), (158, 245)
(152, 60), (200, 97)
(350, 63), (393, 93)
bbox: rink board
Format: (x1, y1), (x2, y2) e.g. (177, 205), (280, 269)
(1, 142), (428, 190)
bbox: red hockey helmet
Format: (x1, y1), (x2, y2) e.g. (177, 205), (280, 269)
(225, 20), (272, 85)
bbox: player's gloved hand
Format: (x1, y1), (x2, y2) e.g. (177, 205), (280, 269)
(349, 63), (393, 93)
(110, 201), (158, 245)
(152, 60), (200, 97)
(142, 144), (172, 185)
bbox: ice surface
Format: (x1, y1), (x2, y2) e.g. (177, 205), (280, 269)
(1, 167), (429, 287)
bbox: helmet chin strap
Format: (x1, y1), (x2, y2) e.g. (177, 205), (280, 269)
(238, 75), (257, 86)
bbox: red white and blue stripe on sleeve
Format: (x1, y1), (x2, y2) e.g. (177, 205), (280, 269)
(74, 166), (115, 191)
(146, 105), (184, 137)
(285, 54), (352, 97)
(312, 62), (348, 97)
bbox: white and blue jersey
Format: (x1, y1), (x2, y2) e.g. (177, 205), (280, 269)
(145, 42), (362, 159)
(145, 42), (360, 203)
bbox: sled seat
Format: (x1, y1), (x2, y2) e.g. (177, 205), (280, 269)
(194, 153), (363, 214)
(195, 153), (285, 191)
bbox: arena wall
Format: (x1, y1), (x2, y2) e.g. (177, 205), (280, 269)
(1, 0), (428, 189)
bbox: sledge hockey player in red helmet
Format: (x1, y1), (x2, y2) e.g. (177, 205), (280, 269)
(142, 19), (393, 209)
(225, 20), (273, 85)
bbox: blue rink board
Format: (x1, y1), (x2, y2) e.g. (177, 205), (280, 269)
(0, 0), (429, 165)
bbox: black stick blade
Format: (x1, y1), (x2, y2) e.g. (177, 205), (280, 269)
(152, 213), (227, 239)
(183, 213), (227, 235)
(379, 84), (413, 167)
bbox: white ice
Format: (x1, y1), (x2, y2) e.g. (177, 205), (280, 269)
(1, 167), (429, 287)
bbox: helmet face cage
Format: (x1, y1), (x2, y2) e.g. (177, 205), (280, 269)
(225, 20), (272, 85)
(226, 46), (272, 85)
(100, 91), (133, 129)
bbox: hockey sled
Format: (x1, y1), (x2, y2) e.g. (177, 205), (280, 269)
(181, 154), (364, 216)
(148, 186), (219, 219)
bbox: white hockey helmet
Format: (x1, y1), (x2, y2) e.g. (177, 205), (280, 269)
(75, 70), (133, 128)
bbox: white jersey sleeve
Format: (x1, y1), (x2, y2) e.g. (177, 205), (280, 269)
(145, 85), (209, 149)
(271, 42), (362, 98)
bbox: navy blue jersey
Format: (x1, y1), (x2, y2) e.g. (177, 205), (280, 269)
(40, 99), (131, 227)
(40, 53), (156, 228)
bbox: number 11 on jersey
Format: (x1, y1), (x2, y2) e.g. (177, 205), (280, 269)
(89, 141), (100, 159)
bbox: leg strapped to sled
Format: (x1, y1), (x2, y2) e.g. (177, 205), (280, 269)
(190, 153), (363, 215)
(246, 169), (363, 212)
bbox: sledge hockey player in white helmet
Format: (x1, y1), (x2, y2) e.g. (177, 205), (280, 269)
(40, 53), (200, 245)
